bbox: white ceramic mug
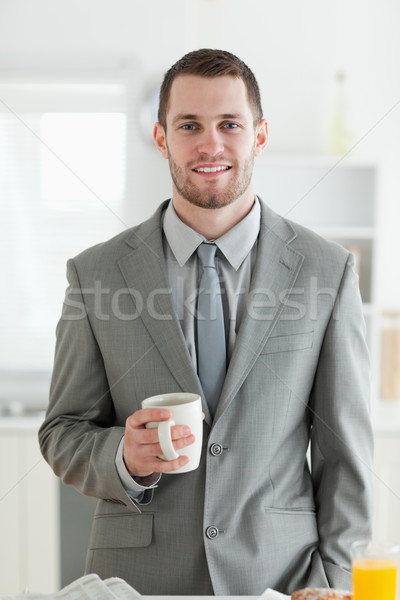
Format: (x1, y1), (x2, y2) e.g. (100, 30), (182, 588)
(141, 392), (203, 474)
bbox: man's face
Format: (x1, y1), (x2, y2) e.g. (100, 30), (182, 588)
(154, 75), (267, 210)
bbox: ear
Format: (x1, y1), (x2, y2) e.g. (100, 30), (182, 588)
(254, 119), (268, 157)
(153, 122), (169, 158)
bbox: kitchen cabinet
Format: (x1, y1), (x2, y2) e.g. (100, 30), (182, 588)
(254, 155), (380, 411)
(0, 419), (59, 594)
(372, 431), (400, 544)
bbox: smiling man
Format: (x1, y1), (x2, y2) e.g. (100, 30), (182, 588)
(39, 49), (373, 596)
(154, 73), (266, 226)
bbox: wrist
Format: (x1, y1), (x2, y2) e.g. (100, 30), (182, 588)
(133, 473), (161, 487)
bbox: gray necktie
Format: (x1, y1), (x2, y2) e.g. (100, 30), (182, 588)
(196, 243), (226, 417)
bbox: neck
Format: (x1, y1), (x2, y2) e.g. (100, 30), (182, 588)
(172, 192), (255, 240)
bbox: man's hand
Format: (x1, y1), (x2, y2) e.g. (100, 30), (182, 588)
(123, 408), (196, 477)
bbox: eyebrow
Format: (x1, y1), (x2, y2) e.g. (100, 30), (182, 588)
(171, 113), (244, 125)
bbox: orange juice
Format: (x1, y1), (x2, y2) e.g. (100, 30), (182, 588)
(353, 558), (397, 600)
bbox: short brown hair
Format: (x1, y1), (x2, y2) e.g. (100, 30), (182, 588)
(158, 48), (263, 129)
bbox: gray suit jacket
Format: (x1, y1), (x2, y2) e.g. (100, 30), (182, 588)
(39, 199), (373, 596)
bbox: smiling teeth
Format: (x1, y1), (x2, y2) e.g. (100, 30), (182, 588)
(194, 166), (230, 173)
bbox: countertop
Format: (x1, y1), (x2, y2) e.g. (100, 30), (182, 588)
(0, 413), (45, 431)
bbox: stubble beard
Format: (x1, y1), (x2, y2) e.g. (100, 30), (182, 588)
(167, 147), (256, 210)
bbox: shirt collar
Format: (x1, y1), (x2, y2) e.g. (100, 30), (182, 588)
(162, 197), (261, 270)
(216, 198), (260, 270)
(163, 201), (205, 267)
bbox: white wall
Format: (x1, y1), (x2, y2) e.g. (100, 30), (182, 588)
(0, 0), (399, 305)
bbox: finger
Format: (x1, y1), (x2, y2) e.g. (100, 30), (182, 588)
(137, 434), (196, 458)
(168, 433), (195, 450)
(126, 408), (171, 429)
(154, 454), (190, 473)
(133, 424), (192, 445)
(170, 424), (192, 441)
(134, 453), (190, 475)
(123, 432), (195, 477)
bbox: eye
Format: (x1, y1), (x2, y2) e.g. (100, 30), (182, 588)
(222, 122), (239, 130)
(181, 123), (197, 131)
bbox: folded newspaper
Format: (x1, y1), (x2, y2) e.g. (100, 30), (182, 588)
(0, 574), (141, 599)
(0, 573), (290, 599)
(259, 588), (291, 600)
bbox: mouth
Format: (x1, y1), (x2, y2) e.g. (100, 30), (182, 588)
(192, 164), (232, 176)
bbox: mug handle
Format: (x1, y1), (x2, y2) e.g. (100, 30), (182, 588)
(158, 419), (180, 461)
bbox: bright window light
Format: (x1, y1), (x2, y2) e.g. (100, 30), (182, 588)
(0, 84), (128, 373)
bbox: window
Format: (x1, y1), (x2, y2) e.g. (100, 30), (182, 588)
(0, 82), (127, 371)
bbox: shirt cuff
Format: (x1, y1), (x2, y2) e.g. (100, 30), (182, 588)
(116, 436), (161, 498)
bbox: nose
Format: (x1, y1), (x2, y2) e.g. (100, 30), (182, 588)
(197, 128), (224, 156)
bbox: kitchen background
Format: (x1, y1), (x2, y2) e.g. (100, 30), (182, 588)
(1, 0), (400, 594)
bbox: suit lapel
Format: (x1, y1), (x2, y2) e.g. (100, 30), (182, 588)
(115, 201), (304, 427)
(214, 203), (304, 422)
(117, 204), (207, 419)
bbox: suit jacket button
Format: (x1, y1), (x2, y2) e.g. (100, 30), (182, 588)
(210, 443), (223, 456)
(206, 526), (219, 539)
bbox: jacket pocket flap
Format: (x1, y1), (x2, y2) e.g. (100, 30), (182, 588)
(261, 330), (314, 354)
(264, 506), (316, 516)
(90, 513), (153, 549)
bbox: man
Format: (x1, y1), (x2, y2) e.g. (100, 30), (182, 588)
(39, 49), (373, 596)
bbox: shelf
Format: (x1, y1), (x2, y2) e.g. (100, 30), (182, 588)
(254, 160), (376, 230)
(0, 414), (45, 432)
(372, 402), (400, 433)
(255, 159), (386, 427)
(257, 154), (377, 169)
(313, 227), (376, 239)
(363, 303), (378, 316)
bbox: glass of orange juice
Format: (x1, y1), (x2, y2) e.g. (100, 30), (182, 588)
(352, 540), (399, 600)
